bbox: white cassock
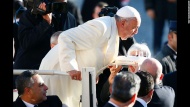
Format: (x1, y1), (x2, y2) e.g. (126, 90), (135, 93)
(39, 16), (120, 107)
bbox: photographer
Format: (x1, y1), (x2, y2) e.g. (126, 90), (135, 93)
(13, 0), (77, 88)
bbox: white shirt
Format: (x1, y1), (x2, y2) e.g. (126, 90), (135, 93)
(108, 101), (119, 107)
(22, 100), (38, 107)
(136, 98), (147, 107)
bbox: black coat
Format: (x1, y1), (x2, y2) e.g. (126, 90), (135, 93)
(133, 100), (144, 107)
(148, 84), (175, 107)
(103, 102), (116, 107)
(154, 44), (177, 74)
(13, 9), (77, 69)
(163, 71), (177, 107)
(13, 95), (63, 107)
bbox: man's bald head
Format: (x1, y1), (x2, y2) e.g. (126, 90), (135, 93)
(140, 58), (163, 84)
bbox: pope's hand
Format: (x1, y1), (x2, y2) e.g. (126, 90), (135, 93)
(68, 70), (82, 81)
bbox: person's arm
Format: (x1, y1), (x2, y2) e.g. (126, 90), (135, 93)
(100, 80), (111, 103)
(18, 3), (52, 49)
(100, 65), (122, 102)
(144, 0), (155, 19)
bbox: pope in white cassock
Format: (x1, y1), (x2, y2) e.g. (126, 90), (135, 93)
(39, 6), (141, 107)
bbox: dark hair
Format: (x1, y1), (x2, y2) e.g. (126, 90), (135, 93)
(110, 71), (141, 103)
(136, 71), (154, 97)
(15, 70), (38, 95)
(98, 6), (118, 17)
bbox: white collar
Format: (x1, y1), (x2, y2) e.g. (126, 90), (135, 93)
(108, 101), (119, 107)
(137, 98), (147, 107)
(167, 44), (177, 54)
(22, 100), (37, 107)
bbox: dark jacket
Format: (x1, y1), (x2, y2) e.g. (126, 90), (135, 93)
(13, 9), (77, 69)
(103, 102), (116, 107)
(133, 100), (144, 107)
(148, 84), (175, 107)
(154, 44), (177, 74)
(163, 71), (177, 107)
(119, 37), (136, 55)
(13, 95), (63, 107)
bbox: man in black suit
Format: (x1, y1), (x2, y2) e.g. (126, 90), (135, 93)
(103, 71), (141, 107)
(154, 20), (177, 75)
(140, 58), (175, 107)
(13, 70), (63, 107)
(134, 71), (154, 107)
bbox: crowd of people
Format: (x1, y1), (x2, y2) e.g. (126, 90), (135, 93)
(13, 0), (177, 107)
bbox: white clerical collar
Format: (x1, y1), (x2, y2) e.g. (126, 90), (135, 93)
(137, 98), (147, 107)
(22, 100), (37, 107)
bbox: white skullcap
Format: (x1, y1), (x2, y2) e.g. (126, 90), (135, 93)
(116, 6), (141, 22)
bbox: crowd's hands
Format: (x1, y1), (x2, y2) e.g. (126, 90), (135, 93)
(108, 65), (122, 84)
(67, 70), (82, 81)
(96, 76), (99, 84)
(128, 62), (139, 73)
(38, 2), (52, 24)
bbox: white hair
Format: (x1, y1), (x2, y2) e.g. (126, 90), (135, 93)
(127, 43), (151, 57)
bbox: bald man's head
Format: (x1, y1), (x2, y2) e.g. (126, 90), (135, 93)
(140, 58), (163, 84)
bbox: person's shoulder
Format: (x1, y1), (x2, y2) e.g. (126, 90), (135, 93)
(163, 71), (177, 83)
(163, 71), (177, 89)
(13, 97), (24, 107)
(39, 95), (63, 107)
(46, 95), (62, 105)
(164, 71), (177, 78)
(154, 51), (164, 60)
(47, 95), (60, 100)
(67, 12), (75, 19)
(103, 102), (115, 107)
(134, 100), (144, 107)
(159, 85), (175, 93)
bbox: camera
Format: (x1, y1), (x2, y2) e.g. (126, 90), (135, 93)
(98, 6), (118, 17)
(24, 0), (67, 15)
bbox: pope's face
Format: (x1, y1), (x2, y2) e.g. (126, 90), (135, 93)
(120, 18), (140, 40)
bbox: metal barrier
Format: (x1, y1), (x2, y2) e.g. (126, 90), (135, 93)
(13, 69), (69, 75)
